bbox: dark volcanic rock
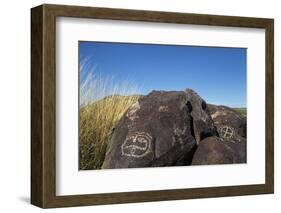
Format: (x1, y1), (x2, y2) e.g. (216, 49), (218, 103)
(208, 104), (246, 141)
(191, 136), (246, 165)
(102, 89), (216, 169)
(185, 89), (217, 144)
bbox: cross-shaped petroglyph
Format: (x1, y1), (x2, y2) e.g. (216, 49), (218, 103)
(121, 132), (152, 158)
(218, 125), (235, 141)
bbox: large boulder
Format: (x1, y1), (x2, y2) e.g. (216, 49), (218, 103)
(191, 136), (246, 165)
(208, 104), (246, 141)
(102, 89), (217, 169)
(185, 89), (218, 144)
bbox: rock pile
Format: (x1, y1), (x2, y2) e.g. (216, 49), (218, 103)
(102, 89), (246, 169)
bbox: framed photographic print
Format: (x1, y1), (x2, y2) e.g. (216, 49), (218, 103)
(31, 4), (274, 208)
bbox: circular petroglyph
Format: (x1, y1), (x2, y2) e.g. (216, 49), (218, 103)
(218, 125), (235, 140)
(121, 132), (152, 158)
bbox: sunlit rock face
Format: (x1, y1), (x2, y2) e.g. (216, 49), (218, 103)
(189, 104), (247, 165)
(208, 104), (247, 141)
(184, 89), (218, 145)
(191, 136), (246, 165)
(102, 89), (217, 169)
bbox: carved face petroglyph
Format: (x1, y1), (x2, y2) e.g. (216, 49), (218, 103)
(121, 132), (152, 158)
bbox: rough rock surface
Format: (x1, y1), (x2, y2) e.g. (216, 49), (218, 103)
(191, 136), (246, 165)
(102, 89), (217, 169)
(208, 104), (246, 141)
(186, 89), (218, 144)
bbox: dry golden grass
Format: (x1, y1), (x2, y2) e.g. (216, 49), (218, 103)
(79, 71), (139, 170)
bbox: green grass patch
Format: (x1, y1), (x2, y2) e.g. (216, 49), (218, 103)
(233, 107), (247, 116)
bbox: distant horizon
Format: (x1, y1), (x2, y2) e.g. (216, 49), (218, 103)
(90, 91), (246, 109)
(79, 41), (247, 108)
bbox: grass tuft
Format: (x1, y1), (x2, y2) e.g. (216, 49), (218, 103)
(79, 69), (140, 170)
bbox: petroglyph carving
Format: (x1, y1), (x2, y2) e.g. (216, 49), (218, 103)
(158, 105), (169, 112)
(126, 101), (140, 121)
(172, 126), (187, 150)
(121, 132), (152, 158)
(218, 125), (235, 141)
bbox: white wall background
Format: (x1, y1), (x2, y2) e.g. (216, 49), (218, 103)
(0, 0), (279, 212)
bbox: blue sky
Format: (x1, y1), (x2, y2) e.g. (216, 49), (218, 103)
(79, 41), (246, 107)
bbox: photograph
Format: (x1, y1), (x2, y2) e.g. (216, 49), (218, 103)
(79, 41), (247, 170)
(30, 4), (274, 208)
